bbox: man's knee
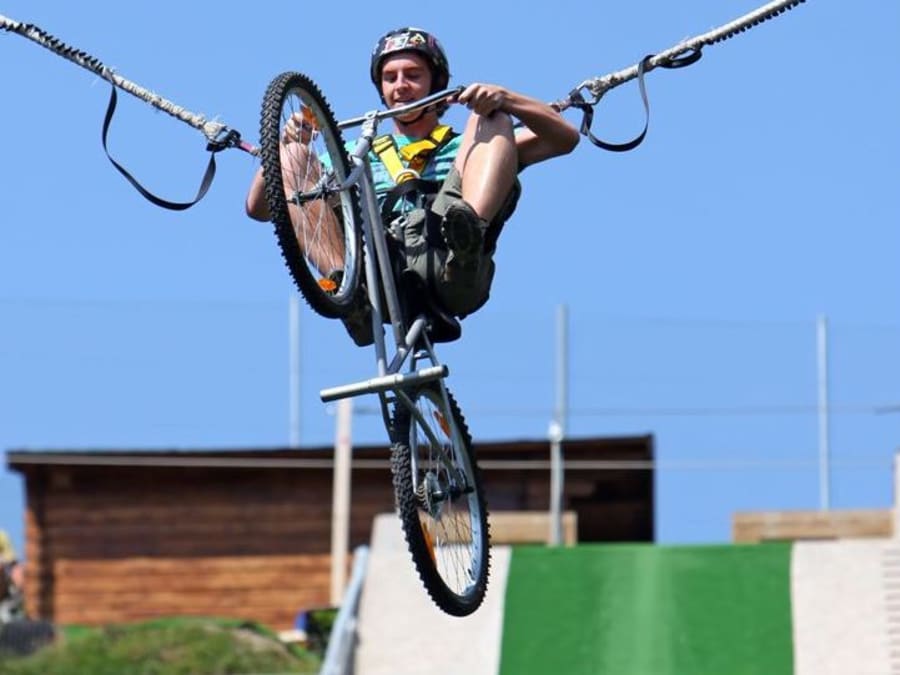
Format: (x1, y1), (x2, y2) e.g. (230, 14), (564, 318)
(465, 110), (514, 140)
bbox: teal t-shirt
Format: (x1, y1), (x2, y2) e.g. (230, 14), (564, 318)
(368, 133), (461, 205)
(320, 130), (461, 214)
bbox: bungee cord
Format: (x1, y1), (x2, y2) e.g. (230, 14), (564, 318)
(1, 0), (807, 207)
(0, 13), (255, 155)
(556, 0), (806, 111)
(0, 12), (259, 210)
(553, 0), (807, 150)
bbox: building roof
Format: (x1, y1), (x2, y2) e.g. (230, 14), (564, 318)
(6, 434), (654, 472)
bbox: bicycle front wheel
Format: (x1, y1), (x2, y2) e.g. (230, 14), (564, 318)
(390, 383), (490, 616)
(259, 72), (363, 318)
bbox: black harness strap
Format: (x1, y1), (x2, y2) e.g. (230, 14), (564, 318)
(571, 49), (702, 152)
(380, 178), (441, 223)
(375, 126), (458, 222)
(101, 84), (232, 210)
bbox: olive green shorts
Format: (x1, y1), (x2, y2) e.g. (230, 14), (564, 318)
(397, 167), (521, 318)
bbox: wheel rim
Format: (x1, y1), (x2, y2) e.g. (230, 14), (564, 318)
(410, 388), (486, 600)
(275, 84), (359, 307)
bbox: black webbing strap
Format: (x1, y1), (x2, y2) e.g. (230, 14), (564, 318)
(380, 178), (441, 223)
(101, 84), (232, 210)
(570, 48), (702, 152)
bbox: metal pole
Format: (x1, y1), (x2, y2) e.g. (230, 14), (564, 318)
(550, 304), (569, 546)
(330, 398), (353, 604)
(817, 314), (831, 510)
(549, 422), (563, 546)
(289, 294), (301, 447)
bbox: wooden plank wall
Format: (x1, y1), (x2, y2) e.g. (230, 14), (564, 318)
(49, 555), (335, 629)
(17, 443), (653, 630)
(24, 465), (389, 629)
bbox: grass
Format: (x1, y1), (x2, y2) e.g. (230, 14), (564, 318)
(0, 617), (322, 675)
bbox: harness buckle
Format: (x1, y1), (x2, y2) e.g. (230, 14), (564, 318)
(395, 168), (421, 184)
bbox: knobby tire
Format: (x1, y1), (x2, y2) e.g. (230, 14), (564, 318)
(259, 72), (363, 318)
(390, 383), (490, 616)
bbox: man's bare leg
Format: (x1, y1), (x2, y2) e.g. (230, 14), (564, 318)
(454, 111), (518, 222)
(440, 111), (518, 268)
(279, 141), (346, 279)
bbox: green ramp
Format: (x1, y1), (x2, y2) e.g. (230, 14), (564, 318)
(500, 543), (792, 675)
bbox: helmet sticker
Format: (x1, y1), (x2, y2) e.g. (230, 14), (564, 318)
(383, 31), (426, 54)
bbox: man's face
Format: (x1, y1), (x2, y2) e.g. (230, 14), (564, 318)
(380, 52), (433, 120)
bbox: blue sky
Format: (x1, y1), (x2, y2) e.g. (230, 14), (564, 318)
(1, 1), (898, 556)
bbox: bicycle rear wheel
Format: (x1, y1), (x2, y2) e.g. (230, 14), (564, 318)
(259, 72), (362, 318)
(390, 383), (490, 616)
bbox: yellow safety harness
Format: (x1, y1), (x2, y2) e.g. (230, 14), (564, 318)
(373, 124), (456, 184)
(372, 125), (457, 220)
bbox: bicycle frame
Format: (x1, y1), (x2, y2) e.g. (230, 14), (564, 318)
(318, 87), (466, 454)
(257, 71), (489, 615)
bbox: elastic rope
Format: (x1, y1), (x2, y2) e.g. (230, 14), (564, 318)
(2, 12), (258, 209)
(553, 0), (806, 152)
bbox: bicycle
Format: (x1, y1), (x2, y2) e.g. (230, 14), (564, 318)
(257, 72), (490, 617)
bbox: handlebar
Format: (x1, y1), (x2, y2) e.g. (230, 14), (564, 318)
(337, 85), (465, 130)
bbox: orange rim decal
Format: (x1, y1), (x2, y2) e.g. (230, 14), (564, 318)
(420, 518), (437, 564)
(433, 410), (450, 437)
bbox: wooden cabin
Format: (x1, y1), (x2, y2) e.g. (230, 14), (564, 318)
(6, 435), (653, 630)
